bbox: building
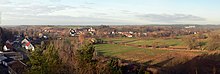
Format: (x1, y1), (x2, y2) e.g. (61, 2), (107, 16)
(88, 27), (96, 32)
(185, 26), (196, 29)
(3, 40), (14, 52)
(69, 29), (77, 37)
(21, 39), (35, 51)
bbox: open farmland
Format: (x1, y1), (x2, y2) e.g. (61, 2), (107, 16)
(95, 43), (208, 66)
(95, 44), (172, 56)
(126, 38), (185, 46)
(103, 37), (186, 47)
(102, 37), (138, 44)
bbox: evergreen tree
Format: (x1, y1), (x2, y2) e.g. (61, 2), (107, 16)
(27, 47), (47, 74)
(77, 42), (95, 62)
(28, 42), (64, 74)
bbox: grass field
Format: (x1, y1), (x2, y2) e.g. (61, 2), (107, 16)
(103, 37), (185, 47)
(126, 39), (185, 46)
(95, 44), (172, 56)
(95, 43), (207, 65)
(95, 44), (176, 63)
(102, 37), (138, 43)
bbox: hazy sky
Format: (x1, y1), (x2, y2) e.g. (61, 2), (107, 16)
(0, 0), (219, 25)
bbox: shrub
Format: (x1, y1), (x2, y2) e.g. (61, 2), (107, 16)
(205, 33), (220, 50)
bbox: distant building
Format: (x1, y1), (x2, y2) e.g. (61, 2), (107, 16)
(88, 27), (96, 32)
(124, 34), (133, 38)
(185, 26), (196, 29)
(38, 33), (43, 38)
(127, 35), (133, 38)
(69, 29), (77, 37)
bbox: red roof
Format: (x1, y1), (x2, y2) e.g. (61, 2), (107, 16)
(26, 42), (31, 46)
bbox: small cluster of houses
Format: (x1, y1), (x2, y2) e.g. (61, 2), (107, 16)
(0, 32), (49, 73)
(118, 31), (134, 38)
(0, 52), (26, 74)
(2, 35), (35, 52)
(185, 26), (196, 29)
(98, 26), (200, 38)
(69, 27), (96, 37)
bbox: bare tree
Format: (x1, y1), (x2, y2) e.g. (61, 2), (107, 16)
(184, 35), (198, 50)
(205, 33), (220, 50)
(79, 33), (85, 44)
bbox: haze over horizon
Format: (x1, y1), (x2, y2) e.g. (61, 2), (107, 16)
(0, 0), (220, 25)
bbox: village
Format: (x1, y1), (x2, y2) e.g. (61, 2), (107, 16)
(0, 28), (49, 73)
(0, 25), (220, 74)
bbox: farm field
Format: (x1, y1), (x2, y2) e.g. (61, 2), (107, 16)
(95, 44), (172, 56)
(102, 37), (138, 43)
(95, 43), (208, 66)
(126, 38), (185, 46)
(103, 37), (186, 47)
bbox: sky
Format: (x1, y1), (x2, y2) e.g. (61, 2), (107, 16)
(0, 0), (220, 25)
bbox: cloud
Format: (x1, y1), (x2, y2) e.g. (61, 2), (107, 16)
(78, 5), (93, 9)
(0, 3), (75, 16)
(85, 2), (95, 5)
(120, 10), (132, 13)
(0, 0), (12, 4)
(2, 14), (136, 25)
(49, 0), (61, 2)
(138, 14), (206, 23)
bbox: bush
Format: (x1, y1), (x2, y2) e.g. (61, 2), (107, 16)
(205, 33), (220, 50)
(183, 35), (199, 50)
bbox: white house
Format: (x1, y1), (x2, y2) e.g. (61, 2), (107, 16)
(185, 26), (196, 29)
(21, 39), (35, 51)
(70, 29), (77, 37)
(3, 45), (11, 51)
(3, 40), (14, 51)
(88, 27), (96, 32)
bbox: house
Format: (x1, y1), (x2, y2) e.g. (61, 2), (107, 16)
(0, 56), (7, 64)
(185, 26), (196, 29)
(129, 31), (134, 34)
(3, 52), (23, 60)
(3, 45), (11, 51)
(1, 58), (14, 67)
(21, 39), (35, 51)
(127, 34), (133, 38)
(39, 33), (43, 38)
(69, 29), (77, 37)
(0, 53), (27, 74)
(3, 40), (14, 52)
(124, 33), (133, 38)
(88, 27), (96, 32)
(111, 31), (116, 34)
